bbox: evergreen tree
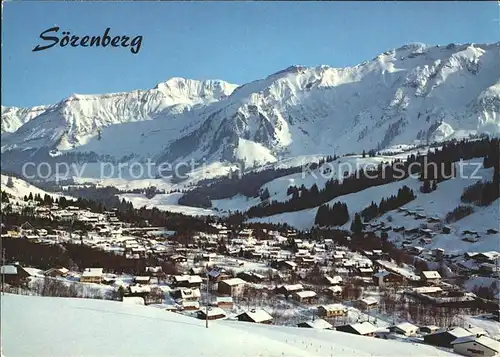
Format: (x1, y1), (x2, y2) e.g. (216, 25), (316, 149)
(6, 176), (14, 188)
(431, 180), (437, 191)
(350, 213), (363, 233)
(421, 180), (431, 193)
(260, 187), (270, 201)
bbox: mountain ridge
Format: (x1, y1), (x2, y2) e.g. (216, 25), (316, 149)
(2, 42), (499, 177)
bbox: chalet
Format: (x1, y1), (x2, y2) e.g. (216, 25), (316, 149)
(80, 268), (103, 284)
(463, 230), (479, 237)
(466, 326), (487, 337)
(410, 246), (425, 255)
(189, 267), (205, 275)
(472, 252), (500, 264)
(442, 226), (452, 234)
(424, 327), (473, 348)
(336, 322), (377, 337)
(324, 285), (342, 297)
(451, 335), (500, 357)
(412, 286), (443, 296)
(134, 276), (151, 285)
(276, 284), (303, 297)
(297, 318), (332, 329)
(419, 325), (440, 334)
(433, 248), (445, 260)
(208, 267), (230, 282)
(323, 275), (343, 286)
(169, 254), (187, 263)
(357, 267), (374, 277)
(172, 275), (203, 288)
(373, 270), (405, 287)
(180, 301), (200, 311)
(171, 287), (201, 302)
(145, 266), (163, 277)
(388, 322), (419, 336)
(479, 263), (500, 276)
(44, 267), (69, 278)
(356, 297), (378, 310)
(486, 228), (499, 235)
(372, 250), (383, 259)
(292, 290), (317, 304)
(317, 304), (347, 318)
(197, 307), (226, 321)
(463, 236), (479, 243)
(215, 296), (234, 309)
(122, 296), (145, 305)
(237, 271), (265, 283)
(405, 227), (420, 234)
(218, 278), (246, 297)
(271, 260), (297, 272)
(0, 265), (30, 285)
(333, 253), (345, 262)
(237, 309), (273, 324)
(393, 226), (405, 233)
(200, 253), (217, 262)
(420, 270), (441, 285)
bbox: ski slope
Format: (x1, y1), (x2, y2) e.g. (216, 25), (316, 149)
(2, 294), (454, 357)
(248, 159), (498, 253)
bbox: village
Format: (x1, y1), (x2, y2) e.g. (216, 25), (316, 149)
(1, 196), (499, 357)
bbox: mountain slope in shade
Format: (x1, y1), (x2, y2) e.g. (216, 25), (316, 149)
(2, 42), (499, 176)
(1, 105), (49, 133)
(1, 78), (238, 152)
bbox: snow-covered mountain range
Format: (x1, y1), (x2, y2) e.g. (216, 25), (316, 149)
(2, 42), (499, 176)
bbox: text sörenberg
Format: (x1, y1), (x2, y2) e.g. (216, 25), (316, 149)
(32, 27), (143, 54)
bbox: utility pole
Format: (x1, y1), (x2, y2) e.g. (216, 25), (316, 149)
(1, 248), (5, 295)
(205, 271), (209, 328)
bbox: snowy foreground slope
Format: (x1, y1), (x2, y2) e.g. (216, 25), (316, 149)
(1, 294), (454, 357)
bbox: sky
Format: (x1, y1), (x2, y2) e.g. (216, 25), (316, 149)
(2, 1), (499, 108)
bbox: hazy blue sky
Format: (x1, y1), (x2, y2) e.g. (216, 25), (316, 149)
(2, 1), (499, 107)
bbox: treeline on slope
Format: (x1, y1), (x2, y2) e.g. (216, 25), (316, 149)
(360, 185), (416, 222)
(177, 156), (339, 208)
(246, 137), (498, 218)
(314, 202), (349, 227)
(4, 185), (217, 234)
(459, 148), (500, 206)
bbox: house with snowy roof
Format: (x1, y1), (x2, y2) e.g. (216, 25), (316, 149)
(297, 318), (333, 329)
(218, 278), (246, 296)
(451, 335), (499, 357)
(389, 322), (419, 336)
(420, 270), (441, 285)
(80, 268), (103, 284)
(317, 304), (348, 318)
(336, 321), (377, 337)
(292, 290), (317, 304)
(237, 309), (273, 324)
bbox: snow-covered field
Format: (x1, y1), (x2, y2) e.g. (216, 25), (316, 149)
(118, 192), (216, 216)
(1, 174), (72, 202)
(2, 294), (455, 357)
(248, 159), (498, 253)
